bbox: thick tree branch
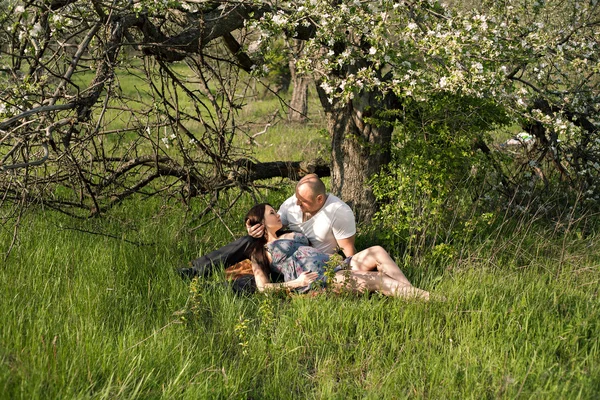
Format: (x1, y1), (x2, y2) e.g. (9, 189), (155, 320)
(222, 32), (255, 72)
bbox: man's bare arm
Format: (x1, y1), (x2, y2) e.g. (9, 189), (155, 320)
(336, 235), (356, 257)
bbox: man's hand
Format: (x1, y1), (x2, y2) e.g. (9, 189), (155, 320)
(246, 222), (264, 238)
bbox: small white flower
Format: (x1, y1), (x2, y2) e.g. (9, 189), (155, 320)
(407, 22), (418, 31)
(439, 76), (448, 88)
(169, 133), (176, 140)
(15, 5), (25, 13)
(31, 23), (43, 37)
(369, 47), (377, 55)
(320, 81), (334, 94)
(272, 14), (287, 26)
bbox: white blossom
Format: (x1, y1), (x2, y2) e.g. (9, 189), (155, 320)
(31, 23), (43, 37)
(320, 81), (334, 94)
(272, 14), (287, 26)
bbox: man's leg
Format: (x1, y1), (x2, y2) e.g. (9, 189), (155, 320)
(178, 236), (256, 279)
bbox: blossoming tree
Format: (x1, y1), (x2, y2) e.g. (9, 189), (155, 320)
(252, 0), (600, 220)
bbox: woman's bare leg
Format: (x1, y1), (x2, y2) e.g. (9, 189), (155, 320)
(334, 271), (429, 300)
(349, 246), (412, 286)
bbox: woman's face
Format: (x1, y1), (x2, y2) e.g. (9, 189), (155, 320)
(263, 205), (282, 232)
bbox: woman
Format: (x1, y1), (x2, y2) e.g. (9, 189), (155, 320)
(245, 203), (429, 299)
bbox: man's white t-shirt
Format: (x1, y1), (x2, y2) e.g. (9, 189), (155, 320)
(278, 194), (356, 255)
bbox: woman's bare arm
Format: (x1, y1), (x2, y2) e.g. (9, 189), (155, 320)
(250, 259), (318, 292)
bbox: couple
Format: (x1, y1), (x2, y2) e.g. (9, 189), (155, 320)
(184, 174), (428, 299)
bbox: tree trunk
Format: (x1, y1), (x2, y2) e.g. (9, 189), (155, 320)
(318, 87), (396, 223)
(288, 41), (309, 123)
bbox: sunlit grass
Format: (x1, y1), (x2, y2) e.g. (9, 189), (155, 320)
(1, 187), (599, 398)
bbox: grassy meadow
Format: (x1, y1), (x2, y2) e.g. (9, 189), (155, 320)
(2, 88), (600, 399)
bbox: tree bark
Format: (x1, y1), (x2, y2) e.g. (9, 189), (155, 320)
(318, 87), (396, 223)
(288, 41), (309, 123)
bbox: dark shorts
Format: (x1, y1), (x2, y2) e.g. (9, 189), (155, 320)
(333, 256), (353, 273)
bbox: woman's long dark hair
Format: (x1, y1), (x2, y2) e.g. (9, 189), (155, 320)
(244, 203), (272, 276)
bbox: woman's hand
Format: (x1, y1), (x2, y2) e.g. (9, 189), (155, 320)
(294, 271), (319, 287)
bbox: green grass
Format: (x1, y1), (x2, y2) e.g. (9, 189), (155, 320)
(1, 191), (599, 399)
(2, 61), (599, 398)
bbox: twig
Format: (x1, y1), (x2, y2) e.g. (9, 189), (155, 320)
(56, 225), (155, 247)
(0, 103), (76, 131)
(122, 319), (179, 352)
(516, 351), (536, 398)
(3, 192), (25, 263)
(251, 123), (272, 139)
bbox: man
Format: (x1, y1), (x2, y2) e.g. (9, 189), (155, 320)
(179, 174), (356, 279)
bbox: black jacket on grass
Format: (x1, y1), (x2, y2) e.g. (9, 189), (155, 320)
(180, 236), (282, 295)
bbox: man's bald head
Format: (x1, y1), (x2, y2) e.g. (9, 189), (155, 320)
(295, 174), (327, 215)
(297, 174), (326, 196)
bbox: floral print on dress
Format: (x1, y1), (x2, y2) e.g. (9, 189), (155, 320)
(265, 232), (332, 293)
